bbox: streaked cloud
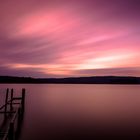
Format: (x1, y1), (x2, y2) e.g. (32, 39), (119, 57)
(0, 0), (140, 77)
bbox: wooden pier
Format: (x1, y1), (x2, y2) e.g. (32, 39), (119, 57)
(0, 88), (26, 140)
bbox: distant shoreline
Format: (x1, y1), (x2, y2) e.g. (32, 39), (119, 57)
(0, 76), (140, 84)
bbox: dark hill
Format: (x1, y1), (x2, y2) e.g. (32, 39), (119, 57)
(0, 76), (140, 84)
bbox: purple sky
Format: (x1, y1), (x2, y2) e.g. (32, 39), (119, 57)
(0, 0), (140, 78)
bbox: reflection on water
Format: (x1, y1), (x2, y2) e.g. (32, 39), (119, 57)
(0, 84), (140, 139)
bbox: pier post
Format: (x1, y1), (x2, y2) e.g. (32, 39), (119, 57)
(10, 89), (13, 111)
(21, 88), (25, 113)
(18, 107), (21, 122)
(5, 88), (9, 114)
(9, 122), (14, 140)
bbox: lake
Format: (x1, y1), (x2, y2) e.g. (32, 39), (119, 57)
(0, 84), (140, 139)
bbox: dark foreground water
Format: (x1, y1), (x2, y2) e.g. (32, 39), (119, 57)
(0, 84), (140, 140)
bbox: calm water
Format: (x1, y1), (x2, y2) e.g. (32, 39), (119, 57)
(1, 84), (140, 139)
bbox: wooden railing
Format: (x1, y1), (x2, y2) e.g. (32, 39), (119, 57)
(0, 88), (26, 140)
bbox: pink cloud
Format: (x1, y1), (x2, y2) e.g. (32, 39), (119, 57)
(0, 0), (140, 77)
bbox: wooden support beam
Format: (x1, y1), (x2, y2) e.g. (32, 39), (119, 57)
(10, 89), (13, 111)
(0, 104), (8, 110)
(8, 103), (20, 105)
(8, 122), (14, 140)
(17, 107), (21, 123)
(4, 88), (9, 114)
(21, 88), (25, 112)
(12, 97), (22, 100)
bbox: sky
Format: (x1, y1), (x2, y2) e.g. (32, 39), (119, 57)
(0, 0), (140, 78)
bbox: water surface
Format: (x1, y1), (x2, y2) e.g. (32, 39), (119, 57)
(0, 84), (140, 139)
